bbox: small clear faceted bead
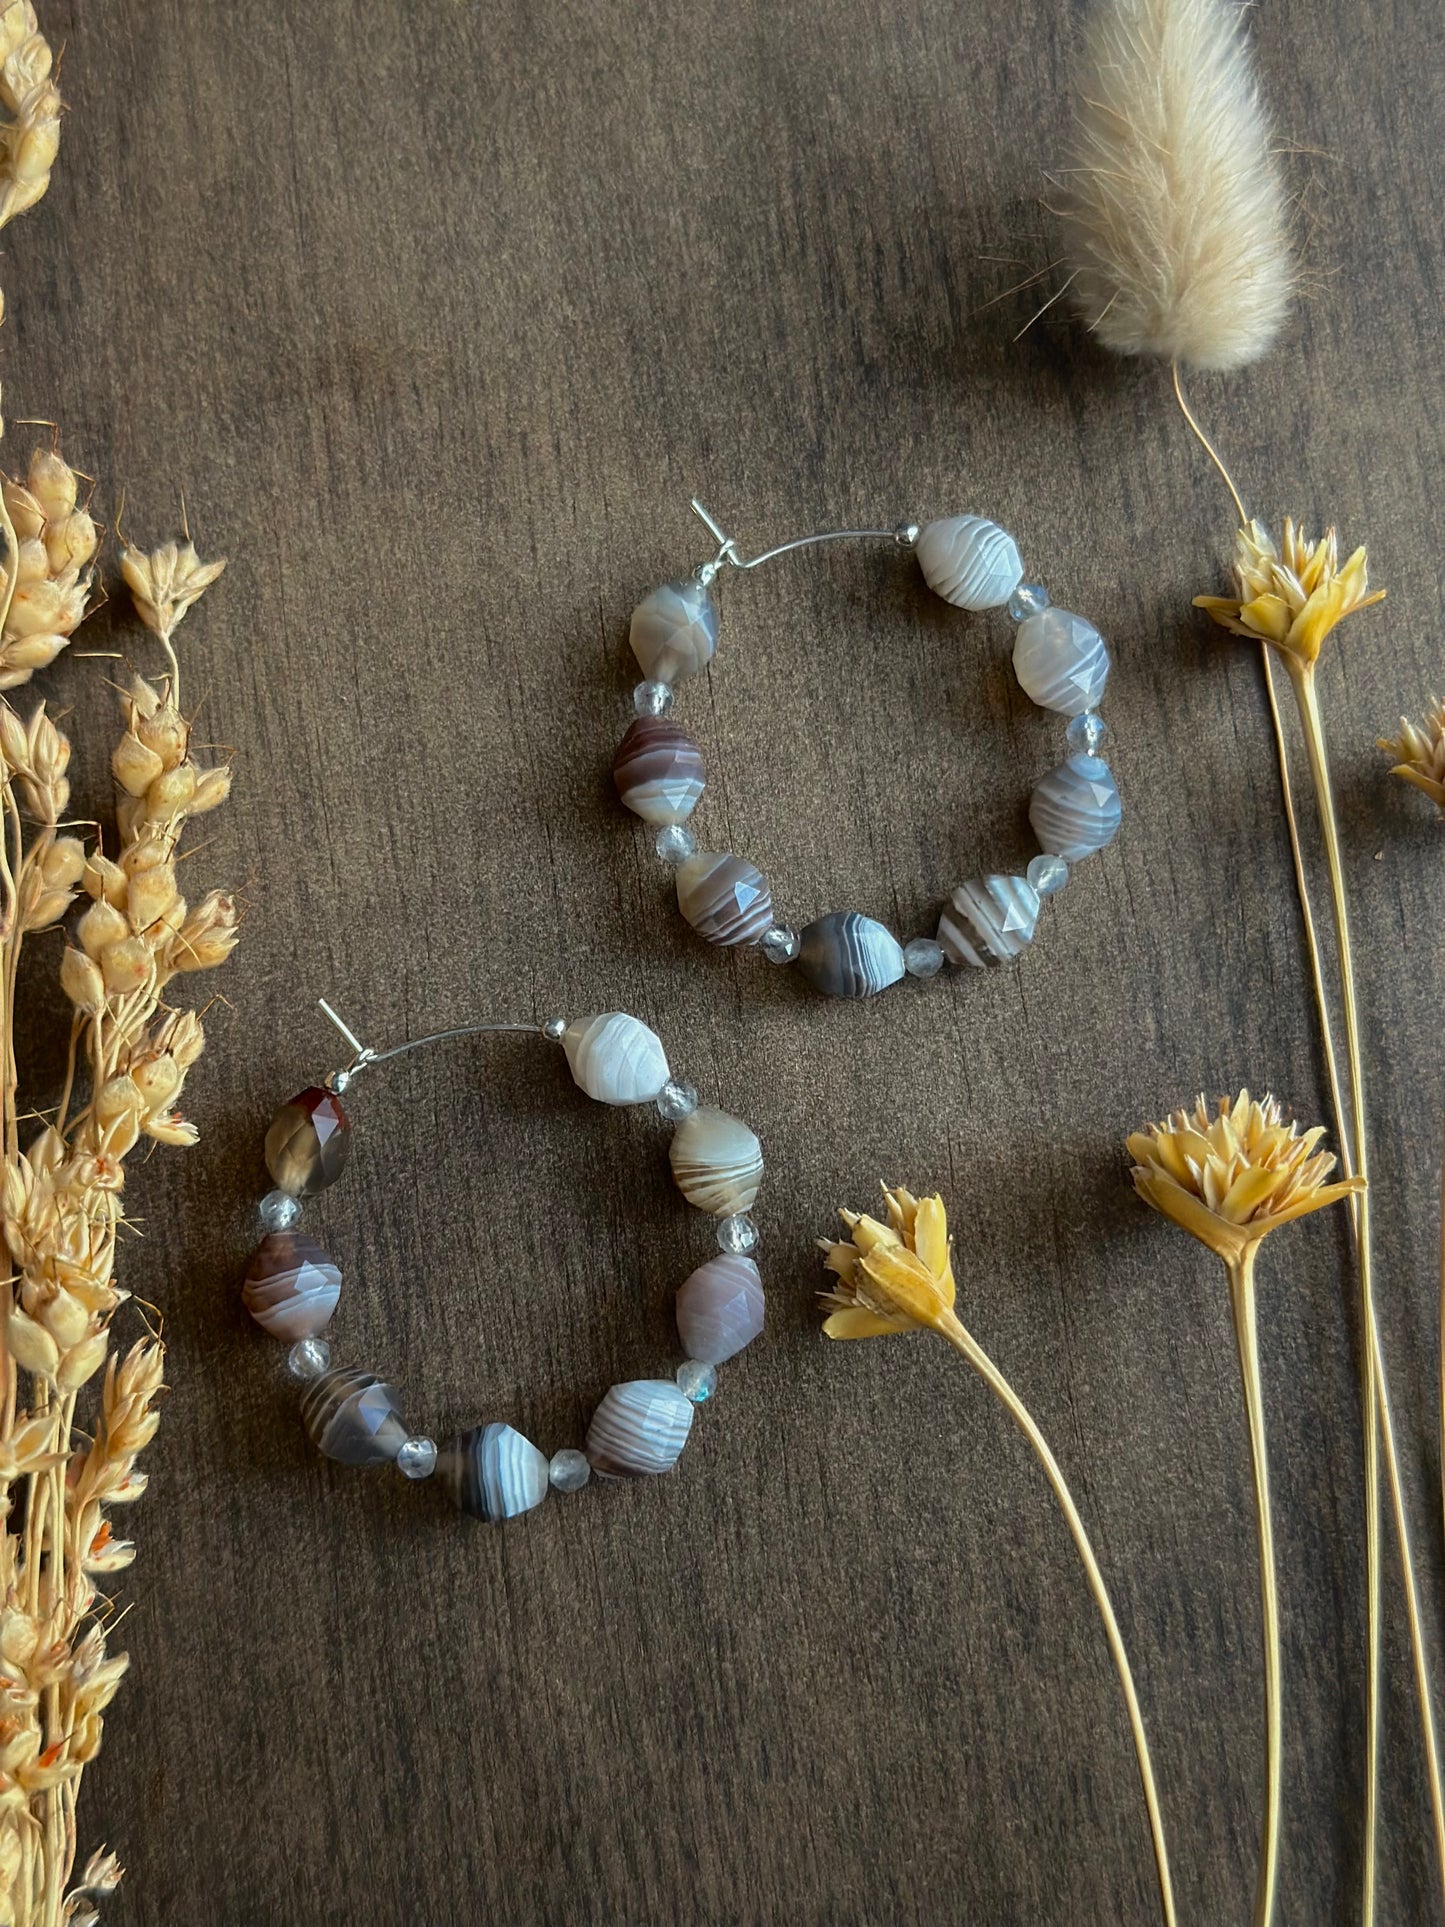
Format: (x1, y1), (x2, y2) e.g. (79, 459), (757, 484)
(286, 1336), (331, 1381)
(903, 937), (945, 979)
(259, 1188), (302, 1233)
(633, 679), (674, 718)
(760, 923), (799, 964)
(1027, 853), (1070, 897)
(1007, 582), (1050, 622)
(656, 1078), (699, 1122)
(549, 1448), (592, 1493)
(676, 1358), (718, 1404)
(1066, 710), (1109, 754)
(655, 823), (697, 866)
(717, 1212), (759, 1255)
(396, 1435), (438, 1481)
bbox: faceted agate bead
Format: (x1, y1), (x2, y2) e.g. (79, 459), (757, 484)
(937, 875), (1040, 969)
(629, 579), (719, 685)
(675, 852), (773, 947)
(675, 1254), (764, 1364)
(1029, 753), (1122, 861)
(795, 911), (905, 998)
(242, 1231), (341, 1341)
(669, 1106), (763, 1216)
(1012, 608), (1110, 716)
(585, 1379), (694, 1478)
(264, 1086), (351, 1198)
(612, 718), (706, 826)
(300, 1368), (409, 1466)
(441, 1422), (550, 1522)
(562, 1012), (669, 1106)
(914, 515), (1023, 611)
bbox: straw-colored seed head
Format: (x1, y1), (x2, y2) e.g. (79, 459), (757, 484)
(1195, 519), (1386, 669)
(111, 733), (164, 799)
(1378, 698), (1445, 812)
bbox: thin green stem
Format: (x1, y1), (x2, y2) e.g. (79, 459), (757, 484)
(938, 1308), (1177, 1927)
(1228, 1244), (1282, 1927)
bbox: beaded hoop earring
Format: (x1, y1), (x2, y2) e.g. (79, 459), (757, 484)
(241, 1001), (766, 1523)
(612, 500), (1122, 998)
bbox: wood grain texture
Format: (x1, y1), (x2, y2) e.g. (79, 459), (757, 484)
(6, 0), (1443, 1920)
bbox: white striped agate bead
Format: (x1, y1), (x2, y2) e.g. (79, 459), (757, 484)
(1029, 754), (1122, 861)
(914, 515), (1023, 611)
(562, 1012), (669, 1105)
(1012, 608), (1110, 716)
(795, 911), (905, 998)
(242, 1231), (341, 1341)
(300, 1368), (410, 1466)
(937, 875), (1040, 969)
(629, 579), (719, 685)
(441, 1422), (550, 1523)
(668, 1106), (763, 1216)
(585, 1379), (694, 1477)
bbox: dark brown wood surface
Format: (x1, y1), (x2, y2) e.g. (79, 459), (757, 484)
(8, 0), (1444, 1920)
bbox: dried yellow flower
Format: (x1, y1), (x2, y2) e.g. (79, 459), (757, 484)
(1378, 697), (1445, 813)
(1128, 1090), (1363, 1266)
(119, 540), (226, 644)
(819, 1185), (955, 1337)
(1194, 519), (1385, 669)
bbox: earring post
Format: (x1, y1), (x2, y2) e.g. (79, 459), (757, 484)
(689, 497), (912, 576)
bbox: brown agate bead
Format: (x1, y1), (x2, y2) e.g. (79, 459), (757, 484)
(300, 1367), (409, 1466)
(612, 718), (706, 826)
(675, 852), (773, 946)
(242, 1231), (341, 1341)
(264, 1086), (351, 1197)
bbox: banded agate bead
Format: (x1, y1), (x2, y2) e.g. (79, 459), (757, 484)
(795, 911), (905, 998)
(242, 1231), (341, 1340)
(937, 875), (1040, 969)
(629, 580), (718, 685)
(669, 1106), (763, 1216)
(612, 718), (706, 826)
(441, 1422), (550, 1522)
(914, 515), (1023, 611)
(675, 1255), (764, 1364)
(585, 1380), (694, 1477)
(675, 852), (772, 947)
(1012, 608), (1110, 716)
(300, 1367), (409, 1466)
(1029, 753), (1122, 861)
(562, 1012), (669, 1106)
(265, 1086), (351, 1198)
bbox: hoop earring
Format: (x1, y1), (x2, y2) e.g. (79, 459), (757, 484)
(241, 1002), (766, 1522)
(612, 499), (1121, 998)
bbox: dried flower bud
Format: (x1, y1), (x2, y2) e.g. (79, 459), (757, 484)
(44, 506), (97, 575)
(41, 834), (85, 888)
(13, 534), (45, 582)
(99, 937), (154, 996)
(94, 1077), (145, 1125)
(190, 763), (233, 813)
(170, 890), (239, 971)
(7, 575), (84, 638)
(143, 762), (196, 822)
(143, 1109), (199, 1148)
(129, 1054), (180, 1115)
(0, 630), (67, 689)
(83, 852), (127, 906)
(126, 862), (179, 934)
(76, 899), (128, 960)
(133, 703), (187, 768)
(59, 946), (104, 1014)
(26, 448), (76, 521)
(111, 732), (164, 799)
(2, 478), (43, 539)
(122, 539), (226, 638)
(7, 1307), (57, 1379)
(154, 1008), (204, 1068)
(57, 1331), (109, 1393)
(19, 879), (71, 931)
(43, 1286), (91, 1350)
(0, 700), (26, 770)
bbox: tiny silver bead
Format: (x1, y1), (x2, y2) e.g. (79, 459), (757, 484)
(549, 1448), (592, 1493)
(894, 521), (921, 548)
(1007, 582), (1050, 622)
(716, 1212), (759, 1255)
(396, 1435), (438, 1480)
(760, 923), (799, 964)
(633, 680), (674, 719)
(676, 1359), (718, 1404)
(325, 1068), (352, 1096)
(655, 824), (697, 866)
(287, 1337), (331, 1382)
(903, 937), (945, 979)
(541, 1016), (567, 1042)
(259, 1188), (302, 1233)
(656, 1078), (699, 1122)
(1027, 853), (1070, 897)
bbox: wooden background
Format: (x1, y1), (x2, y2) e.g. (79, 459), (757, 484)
(7, 0), (1443, 1920)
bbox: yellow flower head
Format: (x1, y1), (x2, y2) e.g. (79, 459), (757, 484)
(1378, 696), (1445, 812)
(1128, 1090), (1363, 1266)
(1194, 518), (1385, 668)
(818, 1184), (955, 1338)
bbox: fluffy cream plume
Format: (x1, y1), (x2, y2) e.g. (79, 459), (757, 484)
(1059, 0), (1293, 370)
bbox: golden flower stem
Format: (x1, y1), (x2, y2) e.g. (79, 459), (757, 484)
(1283, 652), (1381, 1924)
(1171, 362), (1249, 526)
(1227, 1243), (1281, 1927)
(937, 1307), (1177, 1927)
(1440, 1125), (1445, 1557)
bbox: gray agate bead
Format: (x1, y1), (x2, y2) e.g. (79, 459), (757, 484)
(242, 1231), (342, 1341)
(795, 911), (905, 998)
(440, 1422), (550, 1522)
(585, 1379), (694, 1478)
(612, 718), (706, 826)
(1012, 608), (1110, 716)
(675, 1254), (764, 1364)
(675, 852), (773, 946)
(1029, 753), (1122, 861)
(937, 875), (1040, 969)
(914, 515), (1023, 611)
(300, 1368), (410, 1466)
(629, 579), (719, 685)
(669, 1105), (764, 1216)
